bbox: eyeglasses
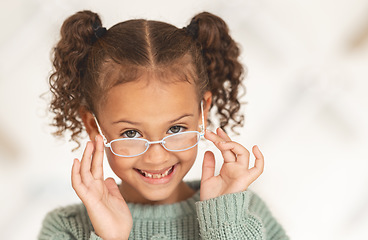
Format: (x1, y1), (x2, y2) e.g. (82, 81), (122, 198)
(101, 131), (202, 157)
(93, 102), (205, 157)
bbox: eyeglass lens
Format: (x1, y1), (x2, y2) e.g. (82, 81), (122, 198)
(110, 131), (200, 157)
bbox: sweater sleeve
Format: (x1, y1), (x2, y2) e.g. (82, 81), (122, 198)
(38, 204), (102, 240)
(195, 191), (288, 240)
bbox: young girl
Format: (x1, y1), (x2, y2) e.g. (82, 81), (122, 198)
(39, 10), (288, 240)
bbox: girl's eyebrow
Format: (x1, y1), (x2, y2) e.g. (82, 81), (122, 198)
(169, 114), (194, 123)
(112, 119), (140, 125)
(112, 114), (194, 125)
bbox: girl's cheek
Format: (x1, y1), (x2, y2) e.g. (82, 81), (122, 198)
(106, 151), (131, 170)
(174, 147), (198, 163)
(105, 150), (115, 165)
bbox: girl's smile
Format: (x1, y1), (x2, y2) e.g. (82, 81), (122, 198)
(132, 163), (178, 186)
(135, 164), (175, 181)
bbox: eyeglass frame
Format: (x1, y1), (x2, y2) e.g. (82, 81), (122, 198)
(93, 101), (206, 157)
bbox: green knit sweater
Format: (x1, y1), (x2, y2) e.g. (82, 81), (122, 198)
(38, 181), (288, 239)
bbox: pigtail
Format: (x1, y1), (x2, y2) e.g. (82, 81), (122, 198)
(49, 10), (103, 148)
(188, 12), (245, 133)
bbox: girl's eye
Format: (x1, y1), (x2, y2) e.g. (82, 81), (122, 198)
(121, 130), (142, 138)
(168, 126), (186, 134)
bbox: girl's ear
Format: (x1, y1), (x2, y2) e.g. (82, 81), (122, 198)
(202, 91), (212, 128)
(79, 107), (99, 141)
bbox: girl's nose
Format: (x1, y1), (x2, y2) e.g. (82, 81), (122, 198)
(142, 142), (170, 164)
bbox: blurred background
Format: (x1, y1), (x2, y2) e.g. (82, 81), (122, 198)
(1, 0), (367, 239)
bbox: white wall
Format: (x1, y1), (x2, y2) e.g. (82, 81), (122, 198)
(1, 0), (368, 239)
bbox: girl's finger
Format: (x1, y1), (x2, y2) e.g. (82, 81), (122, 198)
(248, 145), (264, 179)
(205, 129), (236, 162)
(105, 178), (124, 200)
(204, 129), (225, 143)
(217, 141), (250, 166)
(216, 128), (238, 163)
(80, 141), (94, 184)
(71, 158), (87, 197)
(201, 151), (216, 183)
(91, 135), (104, 180)
(216, 127), (231, 141)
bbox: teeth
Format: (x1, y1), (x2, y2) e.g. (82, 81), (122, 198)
(139, 166), (173, 179)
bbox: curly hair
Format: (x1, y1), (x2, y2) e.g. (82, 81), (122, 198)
(189, 12), (245, 132)
(49, 10), (245, 149)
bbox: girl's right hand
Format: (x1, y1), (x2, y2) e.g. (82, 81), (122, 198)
(71, 135), (132, 240)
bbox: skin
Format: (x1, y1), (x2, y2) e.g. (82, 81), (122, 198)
(72, 73), (264, 240)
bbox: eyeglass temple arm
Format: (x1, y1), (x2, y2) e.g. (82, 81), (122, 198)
(200, 100), (206, 135)
(92, 114), (109, 146)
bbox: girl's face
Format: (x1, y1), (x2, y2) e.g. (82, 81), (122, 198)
(93, 75), (208, 204)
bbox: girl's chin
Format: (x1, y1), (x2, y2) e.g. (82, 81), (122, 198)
(137, 180), (194, 205)
(142, 192), (175, 204)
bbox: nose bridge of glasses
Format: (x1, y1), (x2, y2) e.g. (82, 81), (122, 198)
(147, 139), (165, 145)
(144, 139), (168, 155)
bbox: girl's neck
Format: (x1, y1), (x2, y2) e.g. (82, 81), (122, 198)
(119, 181), (196, 205)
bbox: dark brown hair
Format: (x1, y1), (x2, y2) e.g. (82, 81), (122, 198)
(49, 10), (245, 149)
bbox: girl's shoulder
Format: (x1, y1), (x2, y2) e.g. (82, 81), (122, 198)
(44, 202), (88, 220)
(39, 203), (96, 239)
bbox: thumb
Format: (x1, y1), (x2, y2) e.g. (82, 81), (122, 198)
(104, 178), (124, 200)
(201, 151), (216, 183)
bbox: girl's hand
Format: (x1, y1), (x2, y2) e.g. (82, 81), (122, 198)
(71, 135), (132, 240)
(200, 128), (264, 201)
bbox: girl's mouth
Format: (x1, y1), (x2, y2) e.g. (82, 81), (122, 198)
(135, 165), (175, 179)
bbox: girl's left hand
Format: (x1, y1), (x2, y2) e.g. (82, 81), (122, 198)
(200, 128), (264, 201)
